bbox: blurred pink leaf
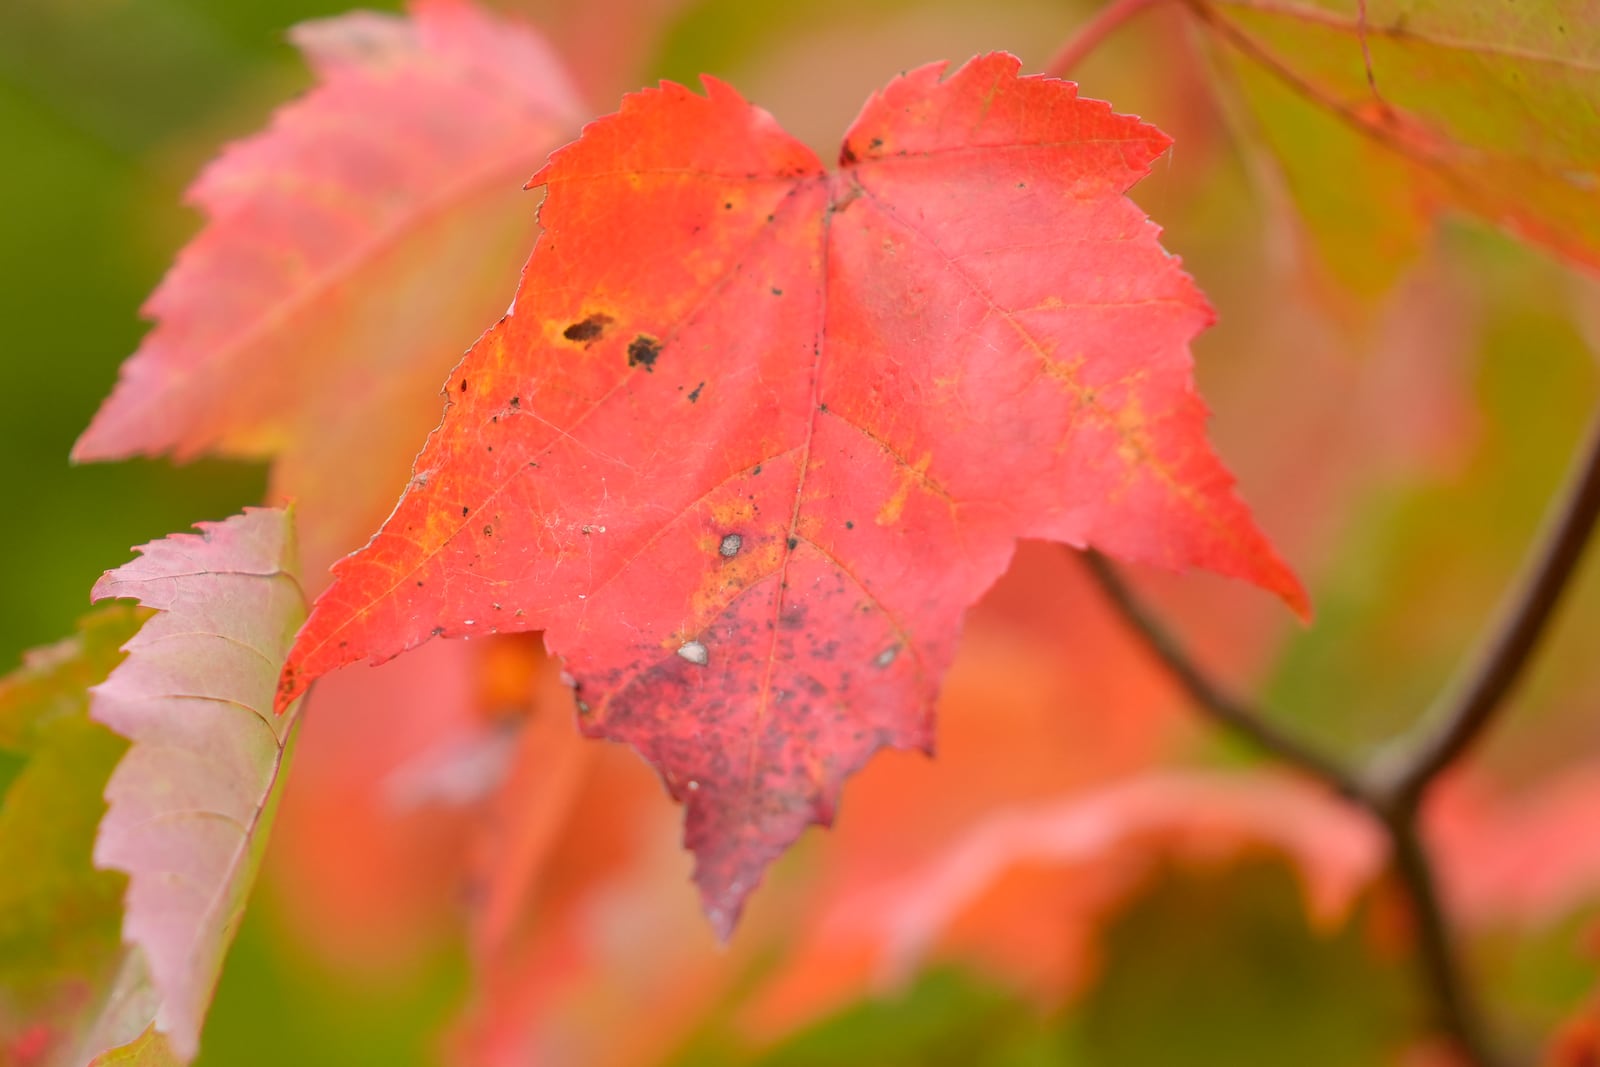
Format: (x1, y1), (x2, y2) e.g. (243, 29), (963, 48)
(797, 772), (1384, 1006)
(74, 0), (586, 577)
(84, 509), (306, 1062)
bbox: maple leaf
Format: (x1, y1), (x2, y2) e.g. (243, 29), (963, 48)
(85, 508), (307, 1062)
(77, 954), (181, 1067)
(278, 53), (1305, 935)
(1192, 0), (1600, 294)
(71, 0), (584, 576)
(449, 545), (1217, 1063)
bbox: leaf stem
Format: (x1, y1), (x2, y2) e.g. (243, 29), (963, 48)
(1043, 0), (1174, 79)
(1367, 407), (1600, 812)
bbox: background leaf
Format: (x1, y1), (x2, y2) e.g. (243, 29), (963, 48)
(1197, 0), (1600, 294)
(0, 607), (143, 1066)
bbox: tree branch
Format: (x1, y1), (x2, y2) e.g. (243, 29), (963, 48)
(1076, 549), (1507, 1067)
(1383, 810), (1501, 1065)
(1368, 408), (1600, 811)
(1043, 0), (1174, 79)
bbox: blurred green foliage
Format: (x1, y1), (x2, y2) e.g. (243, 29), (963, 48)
(0, 606), (140, 1031)
(0, 0), (434, 677)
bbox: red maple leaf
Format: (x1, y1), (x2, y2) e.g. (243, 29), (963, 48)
(279, 53), (1305, 934)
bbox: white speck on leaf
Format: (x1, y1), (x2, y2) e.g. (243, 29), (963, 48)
(677, 640), (709, 666)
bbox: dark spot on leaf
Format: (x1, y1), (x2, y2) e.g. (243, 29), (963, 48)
(723, 201), (733, 210)
(415, 580), (424, 587)
(771, 287), (783, 296)
(845, 520), (854, 529)
(688, 381), (705, 403)
(840, 143), (858, 165)
(510, 395), (520, 407)
(483, 525), (493, 537)
(869, 137), (883, 149)
(786, 536), (799, 550)
(563, 313), (614, 345)
(459, 379), (468, 392)
(752, 464), (762, 475)
(461, 506), (469, 517)
(628, 335), (662, 371)
(432, 626), (446, 637)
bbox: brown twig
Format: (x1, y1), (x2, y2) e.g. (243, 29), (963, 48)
(1043, 0), (1174, 79)
(1383, 808), (1500, 1063)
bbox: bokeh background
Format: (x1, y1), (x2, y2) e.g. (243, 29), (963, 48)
(4, 0), (1600, 1064)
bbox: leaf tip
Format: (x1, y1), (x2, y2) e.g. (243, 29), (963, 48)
(274, 663), (305, 716)
(697, 868), (756, 945)
(1285, 576), (1314, 624)
(1257, 550), (1312, 622)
